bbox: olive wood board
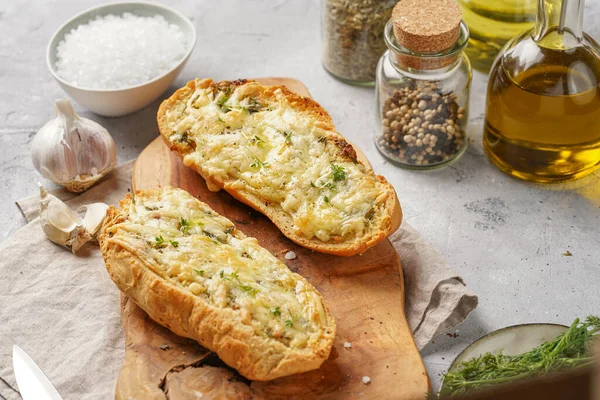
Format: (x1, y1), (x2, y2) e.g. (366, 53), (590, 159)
(122, 77), (429, 399)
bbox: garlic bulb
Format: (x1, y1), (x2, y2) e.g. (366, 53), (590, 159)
(31, 99), (117, 193)
(39, 185), (108, 253)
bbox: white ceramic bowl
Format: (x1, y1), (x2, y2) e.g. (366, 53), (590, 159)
(46, 2), (196, 117)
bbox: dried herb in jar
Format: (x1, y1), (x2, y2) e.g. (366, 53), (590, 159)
(322, 0), (395, 83)
(377, 83), (466, 166)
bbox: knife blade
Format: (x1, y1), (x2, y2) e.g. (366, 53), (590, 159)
(12, 345), (63, 400)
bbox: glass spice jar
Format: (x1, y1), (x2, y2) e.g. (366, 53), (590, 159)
(321, 0), (396, 86)
(375, 0), (472, 169)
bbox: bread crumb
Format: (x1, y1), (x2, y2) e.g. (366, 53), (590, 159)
(285, 251), (297, 260)
(362, 376), (371, 385)
(344, 342), (352, 349)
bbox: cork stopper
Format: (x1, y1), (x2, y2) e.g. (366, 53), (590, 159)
(392, 0), (462, 53)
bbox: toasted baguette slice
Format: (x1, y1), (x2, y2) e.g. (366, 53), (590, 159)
(157, 79), (402, 256)
(99, 187), (335, 381)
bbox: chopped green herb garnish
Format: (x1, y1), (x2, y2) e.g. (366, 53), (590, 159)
(217, 117), (225, 123)
(323, 196), (330, 203)
(250, 159), (270, 169)
(318, 136), (327, 143)
(155, 236), (166, 248)
(144, 205), (159, 211)
(251, 135), (265, 148)
(284, 132), (293, 144)
(220, 270), (226, 279)
(239, 284), (258, 295)
(245, 97), (264, 114)
(194, 269), (205, 276)
(217, 95), (231, 112)
(231, 271), (239, 280)
(177, 132), (196, 149)
(310, 181), (317, 188)
(180, 218), (191, 234)
(285, 320), (293, 327)
(224, 226), (235, 234)
(330, 164), (346, 181)
(170, 240), (179, 248)
(270, 307), (281, 317)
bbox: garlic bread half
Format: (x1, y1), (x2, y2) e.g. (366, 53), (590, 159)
(157, 79), (402, 256)
(99, 187), (335, 381)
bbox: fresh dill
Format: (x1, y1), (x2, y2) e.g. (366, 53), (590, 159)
(239, 284), (258, 295)
(154, 236), (166, 248)
(330, 164), (346, 181)
(251, 135), (265, 148)
(270, 307), (281, 317)
(441, 316), (600, 397)
(180, 218), (191, 234)
(217, 95), (231, 113)
(194, 269), (205, 276)
(245, 97), (264, 114)
(285, 320), (294, 327)
(250, 159), (270, 169)
(311, 163), (347, 190)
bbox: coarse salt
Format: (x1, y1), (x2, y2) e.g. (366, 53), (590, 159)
(344, 342), (352, 349)
(285, 251), (296, 260)
(362, 376), (371, 385)
(56, 12), (188, 89)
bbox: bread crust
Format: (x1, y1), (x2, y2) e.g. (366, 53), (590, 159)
(99, 190), (336, 381)
(157, 79), (402, 256)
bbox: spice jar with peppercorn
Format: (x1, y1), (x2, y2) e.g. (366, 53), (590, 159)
(375, 0), (472, 169)
(321, 0), (396, 86)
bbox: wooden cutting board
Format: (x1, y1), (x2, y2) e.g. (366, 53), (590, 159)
(122, 77), (430, 399)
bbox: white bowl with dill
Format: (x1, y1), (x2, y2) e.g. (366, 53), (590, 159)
(47, 2), (196, 117)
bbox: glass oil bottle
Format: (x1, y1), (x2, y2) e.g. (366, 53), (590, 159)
(483, 0), (600, 183)
(458, 0), (537, 72)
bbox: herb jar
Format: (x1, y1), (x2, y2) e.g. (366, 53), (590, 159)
(321, 0), (396, 86)
(375, 0), (472, 169)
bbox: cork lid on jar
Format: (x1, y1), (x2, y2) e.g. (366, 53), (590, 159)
(392, 0), (462, 53)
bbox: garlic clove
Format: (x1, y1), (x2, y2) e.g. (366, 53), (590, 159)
(40, 184), (83, 249)
(31, 99), (117, 193)
(39, 184), (108, 254)
(78, 203), (109, 238)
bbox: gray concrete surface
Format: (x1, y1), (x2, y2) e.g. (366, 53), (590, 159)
(2, 0), (599, 394)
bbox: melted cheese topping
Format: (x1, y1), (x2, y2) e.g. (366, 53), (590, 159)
(164, 81), (388, 242)
(107, 188), (328, 349)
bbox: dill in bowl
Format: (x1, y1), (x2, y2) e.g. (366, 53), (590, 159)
(441, 316), (600, 397)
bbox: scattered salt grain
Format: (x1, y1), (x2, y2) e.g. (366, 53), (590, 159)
(362, 376), (371, 385)
(56, 12), (188, 89)
(344, 342), (352, 349)
(285, 251), (296, 260)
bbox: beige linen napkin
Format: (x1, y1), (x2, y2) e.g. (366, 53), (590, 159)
(0, 161), (476, 399)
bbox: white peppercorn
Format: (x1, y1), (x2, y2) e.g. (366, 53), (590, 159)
(376, 82), (467, 167)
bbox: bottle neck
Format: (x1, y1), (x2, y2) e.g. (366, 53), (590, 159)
(533, 0), (584, 47)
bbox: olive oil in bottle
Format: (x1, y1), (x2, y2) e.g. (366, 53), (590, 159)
(458, 0), (536, 72)
(483, 0), (600, 183)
